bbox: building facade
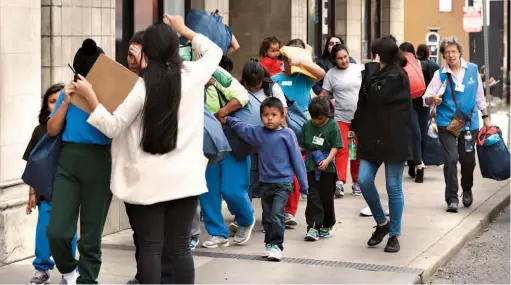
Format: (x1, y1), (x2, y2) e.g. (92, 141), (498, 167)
(0, 0), (405, 265)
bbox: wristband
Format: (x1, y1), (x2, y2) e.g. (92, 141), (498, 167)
(482, 115), (489, 119)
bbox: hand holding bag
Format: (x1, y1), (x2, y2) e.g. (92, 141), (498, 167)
(445, 74), (474, 136)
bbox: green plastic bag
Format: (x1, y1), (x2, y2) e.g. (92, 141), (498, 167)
(212, 66), (232, 88)
(179, 45), (195, 62)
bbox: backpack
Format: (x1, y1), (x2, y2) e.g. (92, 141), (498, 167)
(403, 52), (426, 99)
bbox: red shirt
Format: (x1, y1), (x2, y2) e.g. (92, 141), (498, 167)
(260, 57), (282, 76)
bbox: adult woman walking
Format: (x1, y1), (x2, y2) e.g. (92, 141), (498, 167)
(320, 44), (363, 196)
(423, 36), (491, 213)
(350, 36), (412, 253)
(72, 15), (222, 283)
(313, 36), (356, 95)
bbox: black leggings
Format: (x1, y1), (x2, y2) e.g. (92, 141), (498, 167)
(126, 196), (199, 284)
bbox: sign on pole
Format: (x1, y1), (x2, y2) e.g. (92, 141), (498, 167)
(463, 6), (483, 33)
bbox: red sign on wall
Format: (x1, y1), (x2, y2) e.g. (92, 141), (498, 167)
(463, 6), (483, 33)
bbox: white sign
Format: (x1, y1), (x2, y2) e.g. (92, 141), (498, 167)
(463, 6), (483, 33)
(473, 0), (490, 26)
(439, 0), (452, 12)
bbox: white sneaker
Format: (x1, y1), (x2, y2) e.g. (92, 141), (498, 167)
(60, 270), (79, 285)
(360, 205), (390, 216)
(233, 216), (256, 245)
(285, 213), (297, 226)
(202, 236), (229, 248)
(262, 244), (272, 258)
(334, 181), (345, 197)
(267, 245), (282, 261)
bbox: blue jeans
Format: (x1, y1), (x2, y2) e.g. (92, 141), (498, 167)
(409, 97), (430, 166)
(260, 183), (292, 250)
(33, 201), (77, 271)
(358, 160), (405, 237)
(200, 153), (254, 238)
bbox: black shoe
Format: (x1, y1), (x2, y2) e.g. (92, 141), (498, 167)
(462, 190), (473, 207)
(384, 236), (400, 253)
(415, 168), (424, 183)
(446, 202), (459, 213)
(408, 165), (416, 178)
(367, 222), (390, 246)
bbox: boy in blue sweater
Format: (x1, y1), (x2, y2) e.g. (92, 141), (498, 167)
(225, 97), (308, 261)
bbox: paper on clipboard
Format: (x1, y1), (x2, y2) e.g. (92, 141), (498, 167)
(71, 54), (139, 114)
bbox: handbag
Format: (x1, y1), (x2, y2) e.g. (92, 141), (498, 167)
(203, 105), (231, 166)
(182, 9), (233, 54)
(476, 126), (510, 181)
(445, 74), (474, 136)
(422, 118), (444, 166)
(21, 133), (63, 201)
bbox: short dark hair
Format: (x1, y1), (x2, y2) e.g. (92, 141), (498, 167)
(259, 36), (281, 57)
(39, 83), (64, 124)
(219, 55), (233, 72)
(330, 44), (349, 62)
(372, 36), (407, 68)
(321, 35), (345, 59)
(399, 42), (416, 56)
(286, 38), (306, 49)
(416, 44), (430, 60)
(129, 31), (145, 45)
(308, 96), (333, 119)
(260, 97), (284, 116)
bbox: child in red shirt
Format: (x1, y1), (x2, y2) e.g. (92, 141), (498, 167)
(259, 36), (282, 76)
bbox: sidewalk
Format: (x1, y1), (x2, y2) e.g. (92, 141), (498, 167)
(0, 165), (508, 284)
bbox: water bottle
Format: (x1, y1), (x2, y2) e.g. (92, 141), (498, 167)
(464, 128), (473, 152)
(348, 135), (357, 160)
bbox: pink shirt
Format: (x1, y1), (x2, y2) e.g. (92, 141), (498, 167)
(423, 59), (487, 110)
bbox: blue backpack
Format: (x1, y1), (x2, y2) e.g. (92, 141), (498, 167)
(21, 133), (63, 201)
(182, 9), (233, 54)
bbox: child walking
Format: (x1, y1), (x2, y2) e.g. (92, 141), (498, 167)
(259, 36), (282, 76)
(299, 96), (342, 241)
(23, 84), (77, 285)
(224, 97), (308, 261)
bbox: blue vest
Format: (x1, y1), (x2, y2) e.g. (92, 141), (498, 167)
(437, 62), (479, 131)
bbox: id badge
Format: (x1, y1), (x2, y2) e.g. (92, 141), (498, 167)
(312, 136), (325, 146)
(455, 83), (465, 92)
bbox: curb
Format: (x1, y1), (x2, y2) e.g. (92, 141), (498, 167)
(407, 182), (510, 284)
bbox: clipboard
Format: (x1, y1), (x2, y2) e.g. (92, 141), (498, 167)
(71, 54), (139, 114)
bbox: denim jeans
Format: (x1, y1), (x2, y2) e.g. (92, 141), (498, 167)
(358, 159), (405, 237)
(260, 182), (292, 250)
(409, 97), (430, 167)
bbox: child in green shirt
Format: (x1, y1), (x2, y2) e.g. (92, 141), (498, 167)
(299, 96), (343, 241)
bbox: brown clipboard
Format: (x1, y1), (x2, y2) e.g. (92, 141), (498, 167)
(71, 54), (139, 114)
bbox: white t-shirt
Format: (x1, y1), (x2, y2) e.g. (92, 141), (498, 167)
(250, 83), (288, 108)
(322, 64), (363, 123)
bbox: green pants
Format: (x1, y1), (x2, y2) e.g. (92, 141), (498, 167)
(46, 143), (112, 284)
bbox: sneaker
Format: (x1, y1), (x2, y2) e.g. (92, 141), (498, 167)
(202, 236), (229, 248)
(267, 245), (282, 261)
(360, 205), (390, 216)
(262, 243), (272, 258)
(334, 181), (345, 197)
(190, 236), (199, 250)
(462, 190), (473, 207)
(125, 277), (139, 284)
(367, 222), (390, 247)
(300, 193), (307, 200)
(446, 202), (459, 213)
(285, 213), (297, 226)
(60, 270), (79, 285)
(304, 228), (320, 241)
(319, 227), (333, 238)
(233, 217), (255, 245)
(228, 222), (238, 238)
(384, 236), (400, 253)
(352, 183), (362, 196)
(30, 270), (50, 284)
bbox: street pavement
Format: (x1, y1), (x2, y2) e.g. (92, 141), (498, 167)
(431, 206), (510, 284)
(0, 162), (508, 284)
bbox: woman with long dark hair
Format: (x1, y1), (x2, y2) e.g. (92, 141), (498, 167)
(350, 36), (412, 253)
(72, 15), (222, 283)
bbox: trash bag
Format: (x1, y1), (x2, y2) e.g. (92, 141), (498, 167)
(183, 9), (233, 54)
(476, 126), (510, 181)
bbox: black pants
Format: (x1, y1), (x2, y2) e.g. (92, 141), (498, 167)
(438, 128), (477, 204)
(408, 97), (431, 167)
(305, 172), (336, 230)
(126, 196), (199, 284)
(260, 183), (292, 250)
(249, 153), (261, 199)
(125, 204), (174, 283)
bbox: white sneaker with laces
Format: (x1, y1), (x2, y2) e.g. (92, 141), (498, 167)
(360, 205), (390, 216)
(262, 244), (272, 258)
(267, 245), (282, 261)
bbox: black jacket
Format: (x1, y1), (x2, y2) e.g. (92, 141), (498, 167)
(350, 62), (413, 162)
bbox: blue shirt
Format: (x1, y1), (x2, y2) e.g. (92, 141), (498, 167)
(272, 72), (315, 113)
(50, 90), (111, 145)
(226, 117), (308, 192)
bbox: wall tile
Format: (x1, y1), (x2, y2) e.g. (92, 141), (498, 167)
(71, 7), (83, 36)
(0, 94), (39, 148)
(61, 0), (72, 6)
(101, 8), (110, 36)
(41, 6), (51, 36)
(51, 6), (61, 36)
(0, 53), (40, 97)
(91, 7), (101, 35)
(42, 67), (52, 90)
(91, 0), (101, 8)
(81, 0), (91, 6)
(82, 7), (92, 35)
(41, 36), (51, 67)
(0, 144), (30, 181)
(61, 6), (72, 36)
(61, 36), (72, 67)
(50, 36), (62, 66)
(0, 6), (40, 54)
(101, 0), (109, 8)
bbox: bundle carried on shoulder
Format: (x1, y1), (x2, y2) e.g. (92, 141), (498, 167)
(182, 9), (232, 54)
(476, 126), (510, 181)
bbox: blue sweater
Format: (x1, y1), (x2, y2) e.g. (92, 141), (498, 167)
(226, 117), (308, 193)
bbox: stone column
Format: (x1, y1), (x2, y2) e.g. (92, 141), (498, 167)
(0, 0), (42, 265)
(291, 0), (307, 42)
(383, 0), (404, 43)
(346, 0), (362, 62)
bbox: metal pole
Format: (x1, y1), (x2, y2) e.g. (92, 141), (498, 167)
(482, 0), (492, 117)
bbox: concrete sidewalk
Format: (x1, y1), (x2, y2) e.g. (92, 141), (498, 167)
(0, 165), (508, 284)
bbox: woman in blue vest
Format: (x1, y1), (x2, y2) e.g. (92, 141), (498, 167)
(423, 36), (492, 213)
